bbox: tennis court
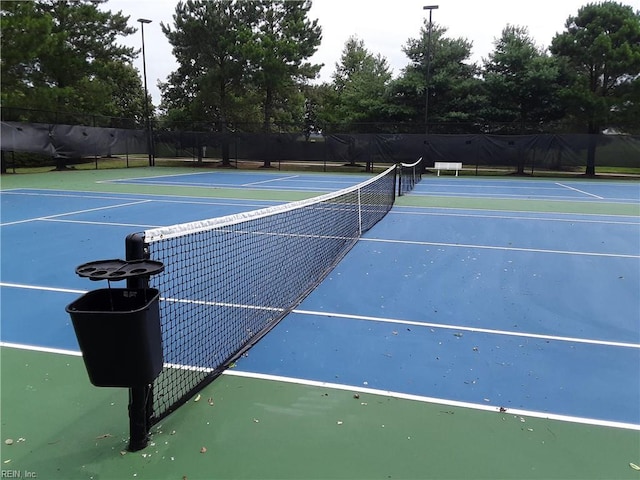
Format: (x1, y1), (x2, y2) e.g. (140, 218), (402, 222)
(1, 167), (639, 479)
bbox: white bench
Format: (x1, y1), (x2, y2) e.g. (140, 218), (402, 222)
(434, 162), (462, 176)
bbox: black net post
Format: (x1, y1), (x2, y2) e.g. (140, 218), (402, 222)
(125, 233), (153, 451)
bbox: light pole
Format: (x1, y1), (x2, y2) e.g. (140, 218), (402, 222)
(138, 18), (153, 166)
(423, 5), (438, 135)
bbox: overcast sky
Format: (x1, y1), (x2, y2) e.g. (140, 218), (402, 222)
(104, 0), (604, 106)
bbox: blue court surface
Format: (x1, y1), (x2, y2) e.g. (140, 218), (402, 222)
(1, 174), (639, 434)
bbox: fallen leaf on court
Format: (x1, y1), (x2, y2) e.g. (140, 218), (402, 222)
(629, 463), (640, 471)
(200, 447), (207, 454)
(207, 397), (214, 406)
(4, 439), (13, 445)
(337, 421), (343, 425)
(96, 434), (112, 439)
(194, 394), (201, 402)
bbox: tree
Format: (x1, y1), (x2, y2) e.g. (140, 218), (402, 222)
(390, 24), (484, 130)
(160, 0), (261, 164)
(1, 0), (142, 122)
(0, 1), (52, 109)
(160, 1), (260, 126)
(328, 36), (393, 127)
(161, 0), (321, 166)
(251, 0), (322, 134)
(550, 1), (640, 175)
(482, 25), (566, 133)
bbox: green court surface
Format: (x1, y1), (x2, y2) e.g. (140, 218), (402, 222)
(2, 347), (639, 480)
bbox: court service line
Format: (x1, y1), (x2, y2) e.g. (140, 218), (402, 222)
(0, 282), (86, 294)
(555, 182), (604, 199)
(41, 218), (159, 229)
(96, 170), (218, 184)
(0, 283), (285, 313)
(292, 309), (640, 349)
(362, 237), (640, 259)
(1, 188), (282, 208)
(391, 210), (640, 226)
(4, 283), (638, 350)
(224, 370), (640, 431)
(409, 191), (638, 203)
(242, 175), (300, 187)
(0, 200), (152, 227)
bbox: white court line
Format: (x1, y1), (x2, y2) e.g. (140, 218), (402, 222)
(0, 282), (86, 294)
(0, 341), (81, 357)
(242, 175), (300, 187)
(41, 218), (159, 229)
(224, 370), (640, 431)
(362, 237), (640, 259)
(1, 340), (637, 430)
(96, 170), (217, 184)
(1, 188), (281, 208)
(0, 282), (285, 313)
(292, 309), (640, 349)
(4, 282), (636, 350)
(0, 200), (152, 227)
(555, 182), (604, 199)
(409, 191), (639, 203)
(390, 209), (640, 225)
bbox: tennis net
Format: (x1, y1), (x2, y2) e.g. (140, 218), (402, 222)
(398, 157), (423, 196)
(126, 165), (397, 423)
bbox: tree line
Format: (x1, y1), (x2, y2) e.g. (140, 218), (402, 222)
(2, 0), (639, 174)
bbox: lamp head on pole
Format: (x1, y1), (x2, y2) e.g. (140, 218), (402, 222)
(423, 5), (439, 10)
(137, 18), (152, 24)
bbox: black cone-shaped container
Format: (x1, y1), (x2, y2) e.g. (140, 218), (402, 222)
(67, 288), (162, 387)
(65, 259), (164, 388)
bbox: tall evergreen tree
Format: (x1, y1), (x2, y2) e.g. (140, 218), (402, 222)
(1, 0), (141, 121)
(390, 24), (483, 130)
(160, 0), (260, 129)
(482, 25), (565, 132)
(329, 36), (392, 127)
(251, 0), (322, 133)
(550, 1), (640, 175)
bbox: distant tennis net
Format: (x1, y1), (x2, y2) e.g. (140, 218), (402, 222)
(126, 165), (397, 423)
(398, 157), (423, 195)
